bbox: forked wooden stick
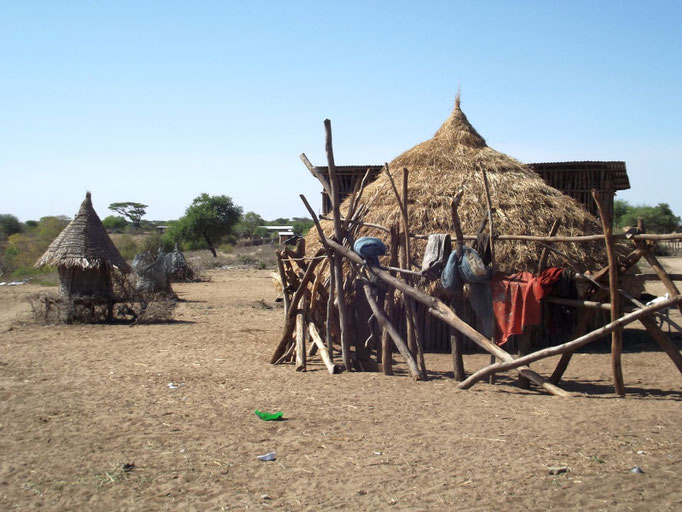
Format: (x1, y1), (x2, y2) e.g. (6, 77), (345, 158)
(324, 119), (351, 371)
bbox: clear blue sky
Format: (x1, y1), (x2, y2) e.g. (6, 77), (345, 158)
(2, 1), (681, 222)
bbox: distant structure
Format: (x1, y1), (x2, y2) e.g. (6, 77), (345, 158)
(528, 161), (630, 223)
(311, 162), (629, 223)
(313, 165), (384, 215)
(260, 225), (295, 244)
(35, 192), (131, 320)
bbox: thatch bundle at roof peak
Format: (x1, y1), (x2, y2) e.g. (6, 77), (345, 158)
(307, 101), (606, 273)
(35, 192), (131, 273)
(432, 97), (486, 149)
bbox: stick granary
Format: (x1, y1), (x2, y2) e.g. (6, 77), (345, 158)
(273, 100), (682, 397)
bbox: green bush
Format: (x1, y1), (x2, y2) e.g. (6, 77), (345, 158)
(140, 232), (173, 254)
(237, 254), (259, 265)
(0, 214), (23, 240)
(102, 215), (128, 231)
(615, 200), (680, 233)
(0, 216), (69, 279)
(4, 233), (44, 270)
(115, 235), (139, 261)
(35, 216), (70, 241)
(11, 265), (58, 285)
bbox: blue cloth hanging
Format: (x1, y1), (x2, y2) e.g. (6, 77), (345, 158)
(440, 251), (461, 291)
(458, 247), (492, 283)
(353, 237), (387, 266)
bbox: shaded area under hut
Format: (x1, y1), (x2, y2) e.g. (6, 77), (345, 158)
(273, 97), (682, 398)
(35, 192), (132, 322)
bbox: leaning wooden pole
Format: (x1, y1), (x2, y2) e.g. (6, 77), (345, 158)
(549, 286), (608, 384)
(276, 250), (291, 319)
(380, 225), (401, 375)
(326, 265), (336, 360)
(480, 167), (498, 383)
(450, 189), (466, 380)
(592, 188), (625, 396)
(631, 221), (682, 317)
(295, 294), (308, 372)
(638, 316), (682, 375)
(299, 195), (338, 363)
(361, 279), (422, 380)
(308, 323), (340, 374)
(324, 119), (352, 371)
(549, 243), (651, 384)
(299, 152), (332, 198)
(457, 294), (682, 388)
(547, 288), (682, 381)
(384, 165), (419, 359)
(402, 169), (428, 379)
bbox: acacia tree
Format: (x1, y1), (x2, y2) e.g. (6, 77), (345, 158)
(173, 194), (242, 257)
(108, 202), (148, 227)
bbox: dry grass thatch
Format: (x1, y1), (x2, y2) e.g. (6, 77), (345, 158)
(35, 192), (131, 273)
(306, 98), (607, 273)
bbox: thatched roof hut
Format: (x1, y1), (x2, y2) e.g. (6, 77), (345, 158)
(36, 192), (131, 299)
(307, 98), (606, 273)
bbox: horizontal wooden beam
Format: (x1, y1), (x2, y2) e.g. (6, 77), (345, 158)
(318, 215), (682, 243)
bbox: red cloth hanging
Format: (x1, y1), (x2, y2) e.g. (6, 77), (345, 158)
(491, 267), (563, 345)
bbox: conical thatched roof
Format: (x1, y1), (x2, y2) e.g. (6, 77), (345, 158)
(307, 98), (606, 273)
(35, 192), (132, 272)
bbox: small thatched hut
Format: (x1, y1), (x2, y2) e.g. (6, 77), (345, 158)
(35, 192), (131, 301)
(307, 98), (606, 273)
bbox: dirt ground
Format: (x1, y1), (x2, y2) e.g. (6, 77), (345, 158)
(1, 260), (681, 511)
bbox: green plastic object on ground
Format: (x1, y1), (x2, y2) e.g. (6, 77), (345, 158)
(255, 410), (283, 421)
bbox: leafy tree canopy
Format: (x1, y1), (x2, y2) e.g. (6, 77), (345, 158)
(615, 200), (680, 233)
(292, 217), (314, 236)
(1, 216), (70, 277)
(613, 200), (630, 227)
(102, 215), (129, 231)
(0, 214), (23, 240)
(35, 216), (70, 242)
(168, 194), (242, 257)
(108, 202), (148, 227)
(269, 217), (290, 225)
(235, 211), (270, 238)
